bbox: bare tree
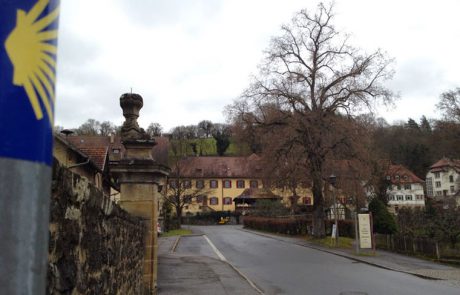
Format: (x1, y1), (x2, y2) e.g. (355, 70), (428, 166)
(99, 121), (116, 136)
(147, 122), (163, 137)
(76, 119), (101, 135)
(227, 3), (394, 237)
(198, 120), (214, 138)
(165, 138), (209, 226)
(437, 87), (460, 122)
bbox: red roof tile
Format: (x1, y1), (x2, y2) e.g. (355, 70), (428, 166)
(387, 164), (424, 184)
(65, 135), (169, 166)
(171, 154), (262, 178)
(430, 157), (460, 170)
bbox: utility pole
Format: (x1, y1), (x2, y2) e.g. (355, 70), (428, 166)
(329, 175), (339, 247)
(0, 1), (60, 294)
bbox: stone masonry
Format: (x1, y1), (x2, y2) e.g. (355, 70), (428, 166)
(47, 161), (146, 295)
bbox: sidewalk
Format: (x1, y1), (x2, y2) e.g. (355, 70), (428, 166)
(157, 236), (260, 295)
(240, 228), (460, 286)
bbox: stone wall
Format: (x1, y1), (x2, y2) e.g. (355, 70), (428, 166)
(47, 161), (145, 294)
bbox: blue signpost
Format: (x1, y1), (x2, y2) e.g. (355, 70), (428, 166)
(0, 1), (60, 293)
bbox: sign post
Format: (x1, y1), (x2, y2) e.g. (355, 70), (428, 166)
(358, 213), (372, 249)
(0, 1), (60, 294)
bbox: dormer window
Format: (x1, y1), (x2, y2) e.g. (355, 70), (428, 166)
(395, 175), (400, 180)
(403, 175), (408, 180)
(386, 175), (391, 180)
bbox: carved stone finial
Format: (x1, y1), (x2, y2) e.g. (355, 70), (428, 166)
(119, 93), (149, 141)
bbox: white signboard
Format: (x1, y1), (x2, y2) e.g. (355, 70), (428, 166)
(358, 214), (372, 249)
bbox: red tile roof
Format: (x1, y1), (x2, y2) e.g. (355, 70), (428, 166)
(66, 136), (110, 171)
(387, 164), (424, 184)
(65, 135), (169, 166)
(430, 157), (460, 170)
(171, 154), (262, 178)
(235, 188), (280, 199)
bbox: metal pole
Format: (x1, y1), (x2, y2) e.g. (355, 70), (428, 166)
(333, 188), (339, 247)
(0, 1), (60, 294)
(354, 211), (360, 255)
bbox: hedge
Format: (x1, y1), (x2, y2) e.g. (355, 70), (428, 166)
(243, 216), (310, 235)
(244, 216), (356, 237)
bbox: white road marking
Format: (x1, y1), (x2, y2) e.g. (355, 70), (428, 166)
(203, 234), (227, 261)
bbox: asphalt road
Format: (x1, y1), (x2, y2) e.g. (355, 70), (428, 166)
(177, 225), (460, 295)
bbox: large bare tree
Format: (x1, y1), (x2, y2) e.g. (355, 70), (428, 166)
(227, 3), (394, 237)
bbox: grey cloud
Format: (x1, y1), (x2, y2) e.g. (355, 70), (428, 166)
(389, 58), (448, 98)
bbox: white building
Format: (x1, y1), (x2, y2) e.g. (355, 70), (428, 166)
(386, 164), (425, 212)
(426, 158), (460, 206)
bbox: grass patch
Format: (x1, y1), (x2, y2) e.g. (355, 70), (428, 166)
(160, 229), (192, 237)
(306, 236), (355, 249)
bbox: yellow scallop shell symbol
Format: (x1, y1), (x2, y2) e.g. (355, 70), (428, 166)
(4, 0), (59, 125)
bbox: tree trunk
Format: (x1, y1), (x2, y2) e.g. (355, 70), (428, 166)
(175, 206), (182, 227)
(311, 165), (325, 237)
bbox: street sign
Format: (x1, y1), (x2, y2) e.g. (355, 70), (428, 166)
(0, 0), (60, 166)
(358, 213), (372, 249)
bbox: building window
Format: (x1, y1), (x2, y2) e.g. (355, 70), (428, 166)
(450, 186), (455, 193)
(405, 195), (413, 201)
(395, 175), (400, 180)
(434, 172), (440, 178)
(196, 195), (205, 203)
(169, 180), (178, 189)
(404, 184), (411, 190)
(303, 197), (312, 205)
(397, 185), (401, 190)
(396, 195), (403, 201)
(196, 180), (204, 189)
(236, 180), (245, 188)
(403, 175), (408, 180)
(250, 180), (258, 188)
(426, 177), (433, 197)
(112, 148), (120, 154)
(386, 175), (391, 180)
(223, 197), (232, 205)
(389, 195), (395, 201)
(210, 197), (218, 205)
(183, 180), (191, 189)
(436, 191), (442, 196)
(210, 180), (218, 188)
(416, 195), (424, 200)
(449, 175), (454, 183)
(223, 180), (232, 188)
(435, 181), (441, 188)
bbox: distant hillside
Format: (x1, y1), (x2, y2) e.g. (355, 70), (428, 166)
(168, 137), (250, 159)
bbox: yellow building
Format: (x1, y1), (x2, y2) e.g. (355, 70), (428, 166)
(166, 154), (314, 215)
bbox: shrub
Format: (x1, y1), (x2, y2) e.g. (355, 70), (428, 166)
(369, 198), (397, 234)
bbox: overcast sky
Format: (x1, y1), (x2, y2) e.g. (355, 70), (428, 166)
(55, 0), (460, 131)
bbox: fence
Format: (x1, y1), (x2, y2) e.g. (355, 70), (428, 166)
(374, 234), (460, 261)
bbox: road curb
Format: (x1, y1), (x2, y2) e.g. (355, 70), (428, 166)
(223, 258), (265, 294)
(171, 236), (180, 253)
(239, 228), (443, 281)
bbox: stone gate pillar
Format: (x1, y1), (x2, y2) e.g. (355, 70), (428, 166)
(111, 93), (169, 294)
